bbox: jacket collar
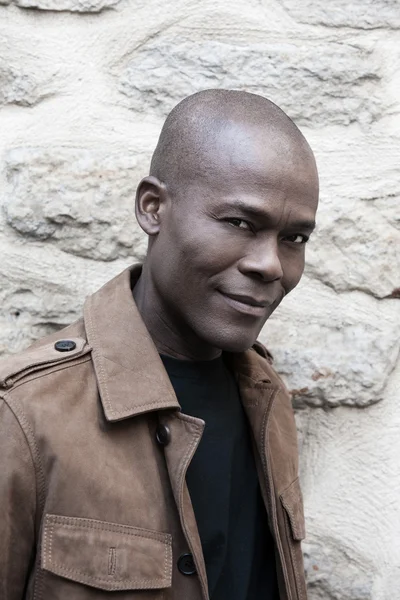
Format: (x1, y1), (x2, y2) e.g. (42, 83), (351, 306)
(84, 265), (180, 422)
(84, 265), (274, 422)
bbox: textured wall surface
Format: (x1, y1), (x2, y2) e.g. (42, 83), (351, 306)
(0, 1), (399, 598)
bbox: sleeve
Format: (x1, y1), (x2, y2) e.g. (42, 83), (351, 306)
(0, 398), (36, 599)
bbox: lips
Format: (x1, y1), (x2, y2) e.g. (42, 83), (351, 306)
(221, 292), (268, 307)
(217, 290), (271, 317)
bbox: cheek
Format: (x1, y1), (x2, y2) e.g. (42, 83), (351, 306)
(151, 225), (215, 291)
(172, 221), (240, 275)
(281, 251), (306, 293)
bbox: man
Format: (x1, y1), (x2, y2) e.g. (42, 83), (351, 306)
(0, 89), (319, 600)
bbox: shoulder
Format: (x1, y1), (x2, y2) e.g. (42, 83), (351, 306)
(0, 319), (91, 394)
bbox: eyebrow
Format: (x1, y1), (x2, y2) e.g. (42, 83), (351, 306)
(221, 199), (316, 232)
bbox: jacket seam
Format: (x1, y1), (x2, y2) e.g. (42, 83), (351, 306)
(2, 393), (40, 513)
(1, 393), (45, 600)
(45, 515), (172, 542)
(107, 400), (179, 417)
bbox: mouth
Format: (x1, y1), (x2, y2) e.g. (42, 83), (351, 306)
(217, 291), (270, 317)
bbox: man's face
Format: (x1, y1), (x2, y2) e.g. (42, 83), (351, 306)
(148, 126), (319, 353)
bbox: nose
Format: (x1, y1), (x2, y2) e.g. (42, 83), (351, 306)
(237, 237), (283, 282)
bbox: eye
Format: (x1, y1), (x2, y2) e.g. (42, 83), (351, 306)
(284, 234), (309, 244)
(226, 218), (252, 231)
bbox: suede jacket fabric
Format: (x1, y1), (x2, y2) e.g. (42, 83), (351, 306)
(0, 265), (307, 600)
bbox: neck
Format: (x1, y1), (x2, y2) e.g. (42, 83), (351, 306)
(132, 265), (222, 361)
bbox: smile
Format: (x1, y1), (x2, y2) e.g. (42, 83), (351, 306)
(218, 291), (269, 317)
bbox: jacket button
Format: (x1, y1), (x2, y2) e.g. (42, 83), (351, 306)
(177, 553), (196, 576)
(54, 340), (76, 352)
(155, 424), (171, 446)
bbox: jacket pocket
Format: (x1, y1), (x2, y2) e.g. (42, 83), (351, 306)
(279, 478), (307, 600)
(280, 477), (306, 542)
(41, 514), (172, 592)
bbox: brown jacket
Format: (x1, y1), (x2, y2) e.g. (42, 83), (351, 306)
(0, 266), (307, 600)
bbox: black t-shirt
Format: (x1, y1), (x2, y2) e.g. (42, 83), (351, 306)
(161, 354), (279, 600)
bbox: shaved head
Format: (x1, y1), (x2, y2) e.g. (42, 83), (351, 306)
(150, 89), (316, 194)
(135, 89), (319, 359)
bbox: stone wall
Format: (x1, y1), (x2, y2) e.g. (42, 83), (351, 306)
(0, 1), (399, 598)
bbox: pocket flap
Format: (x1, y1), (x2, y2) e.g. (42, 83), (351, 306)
(41, 514), (172, 591)
(280, 478), (306, 541)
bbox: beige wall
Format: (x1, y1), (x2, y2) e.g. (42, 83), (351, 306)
(0, 1), (399, 597)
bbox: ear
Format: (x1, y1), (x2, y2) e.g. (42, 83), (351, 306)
(135, 176), (168, 236)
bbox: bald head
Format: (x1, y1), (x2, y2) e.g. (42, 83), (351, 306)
(150, 89), (316, 194)
(135, 89), (319, 358)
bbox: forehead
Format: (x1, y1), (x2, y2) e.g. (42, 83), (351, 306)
(194, 120), (318, 193)
(185, 124), (318, 215)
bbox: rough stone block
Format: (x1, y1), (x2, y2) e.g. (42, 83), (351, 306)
(2, 0), (121, 11)
(119, 39), (382, 126)
(312, 131), (400, 206)
(0, 240), (132, 356)
(278, 0), (400, 29)
(306, 132), (400, 299)
(3, 148), (149, 262)
(261, 277), (400, 408)
(0, 59), (44, 107)
(306, 200), (400, 299)
(303, 538), (375, 599)
(0, 29), (61, 108)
